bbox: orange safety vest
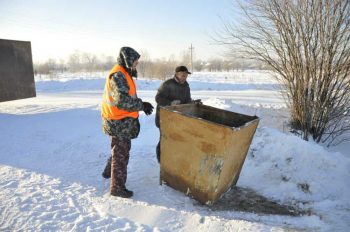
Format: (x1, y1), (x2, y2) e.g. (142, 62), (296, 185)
(101, 65), (139, 120)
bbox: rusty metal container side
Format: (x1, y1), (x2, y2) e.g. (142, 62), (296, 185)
(159, 104), (259, 205)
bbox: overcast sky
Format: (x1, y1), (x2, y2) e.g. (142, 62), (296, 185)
(0, 0), (235, 62)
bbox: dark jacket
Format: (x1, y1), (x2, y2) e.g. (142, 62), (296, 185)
(155, 77), (191, 127)
(102, 47), (143, 139)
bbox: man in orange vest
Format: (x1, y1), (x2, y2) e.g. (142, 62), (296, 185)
(101, 47), (154, 198)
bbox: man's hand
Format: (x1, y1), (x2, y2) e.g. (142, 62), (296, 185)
(142, 102), (154, 115)
(171, 100), (181, 106)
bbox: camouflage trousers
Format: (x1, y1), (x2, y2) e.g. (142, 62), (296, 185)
(110, 136), (131, 193)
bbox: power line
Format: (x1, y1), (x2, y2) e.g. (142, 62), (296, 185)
(189, 43), (194, 73)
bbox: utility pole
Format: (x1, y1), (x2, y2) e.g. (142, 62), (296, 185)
(189, 43), (194, 73)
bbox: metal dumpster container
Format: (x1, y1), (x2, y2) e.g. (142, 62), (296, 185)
(159, 104), (259, 205)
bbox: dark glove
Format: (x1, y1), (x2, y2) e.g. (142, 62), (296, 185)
(142, 102), (154, 115)
(192, 99), (202, 105)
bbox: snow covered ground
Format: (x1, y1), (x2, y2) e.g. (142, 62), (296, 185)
(0, 71), (349, 231)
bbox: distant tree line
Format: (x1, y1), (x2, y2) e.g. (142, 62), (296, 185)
(34, 51), (115, 75)
(34, 50), (267, 80)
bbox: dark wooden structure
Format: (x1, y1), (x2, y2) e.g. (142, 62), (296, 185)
(0, 39), (36, 102)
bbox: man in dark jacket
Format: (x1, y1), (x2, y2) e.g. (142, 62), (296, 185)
(101, 47), (154, 198)
(155, 65), (201, 163)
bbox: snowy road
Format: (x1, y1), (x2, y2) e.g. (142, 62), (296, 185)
(0, 89), (285, 114)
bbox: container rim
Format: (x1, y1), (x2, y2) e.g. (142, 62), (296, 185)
(160, 104), (260, 130)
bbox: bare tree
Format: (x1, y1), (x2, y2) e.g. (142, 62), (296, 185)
(57, 58), (67, 73)
(67, 50), (82, 72)
(216, 0), (350, 145)
(194, 60), (205, 72)
(82, 52), (98, 72)
(222, 60), (235, 71)
(99, 55), (115, 70)
(152, 56), (177, 80)
(207, 58), (224, 71)
(138, 50), (151, 77)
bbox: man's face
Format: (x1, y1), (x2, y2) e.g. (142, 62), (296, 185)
(175, 71), (188, 84)
(131, 59), (139, 70)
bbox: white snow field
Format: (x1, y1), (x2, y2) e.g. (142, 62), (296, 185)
(0, 71), (349, 231)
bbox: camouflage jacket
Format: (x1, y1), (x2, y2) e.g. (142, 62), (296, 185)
(155, 77), (192, 128)
(102, 71), (144, 139)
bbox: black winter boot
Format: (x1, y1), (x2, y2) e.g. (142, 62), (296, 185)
(102, 157), (111, 179)
(111, 189), (133, 198)
(124, 187), (134, 196)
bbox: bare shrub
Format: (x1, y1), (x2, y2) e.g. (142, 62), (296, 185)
(216, 0), (350, 145)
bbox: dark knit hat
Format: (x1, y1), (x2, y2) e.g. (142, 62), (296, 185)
(175, 66), (191, 74)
